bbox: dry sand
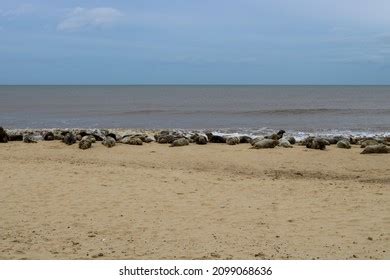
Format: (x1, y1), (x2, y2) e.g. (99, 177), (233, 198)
(0, 141), (389, 260)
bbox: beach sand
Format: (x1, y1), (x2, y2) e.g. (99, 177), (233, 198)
(0, 141), (389, 260)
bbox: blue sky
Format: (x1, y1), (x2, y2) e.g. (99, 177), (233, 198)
(1, 0), (390, 84)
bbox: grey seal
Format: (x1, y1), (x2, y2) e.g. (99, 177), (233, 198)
(79, 139), (92, 150)
(23, 134), (37, 143)
(226, 137), (240, 145)
(336, 140), (351, 149)
(121, 137), (143, 145)
(170, 138), (189, 147)
(0, 127), (8, 143)
(251, 139), (279, 149)
(361, 144), (389, 154)
(63, 133), (77, 145)
(102, 136), (116, 148)
(278, 138), (293, 148)
(305, 138), (327, 150)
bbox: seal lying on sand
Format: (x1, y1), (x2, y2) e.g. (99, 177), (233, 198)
(170, 138), (189, 147)
(82, 135), (96, 143)
(251, 139), (279, 149)
(121, 136), (143, 145)
(360, 139), (379, 148)
(102, 136), (116, 148)
(286, 136), (296, 145)
(79, 139), (92, 150)
(190, 133), (208, 145)
(23, 134), (37, 143)
(63, 133), (77, 145)
(0, 127), (8, 143)
(226, 137), (240, 145)
(205, 132), (226, 143)
(361, 144), (389, 154)
(278, 138), (293, 148)
(239, 136), (252, 143)
(337, 140), (351, 149)
(305, 137), (327, 150)
(195, 135), (208, 145)
(43, 131), (55, 141)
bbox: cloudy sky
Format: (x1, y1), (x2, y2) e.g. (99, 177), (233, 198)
(1, 0), (390, 84)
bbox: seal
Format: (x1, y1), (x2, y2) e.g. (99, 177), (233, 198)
(170, 138), (189, 147)
(63, 133), (77, 145)
(121, 137), (143, 145)
(195, 134), (208, 145)
(0, 127), (8, 143)
(361, 144), (389, 154)
(79, 139), (92, 150)
(265, 130), (286, 140)
(251, 139), (279, 149)
(278, 138), (293, 148)
(360, 139), (379, 148)
(23, 134), (37, 143)
(226, 137), (240, 145)
(239, 136), (252, 143)
(205, 132), (226, 143)
(82, 135), (96, 143)
(305, 137), (327, 150)
(336, 140), (351, 149)
(43, 131), (55, 141)
(102, 136), (116, 148)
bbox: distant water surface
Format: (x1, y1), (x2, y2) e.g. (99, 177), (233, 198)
(0, 85), (389, 136)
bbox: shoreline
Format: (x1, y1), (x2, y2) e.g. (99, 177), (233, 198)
(2, 127), (390, 141)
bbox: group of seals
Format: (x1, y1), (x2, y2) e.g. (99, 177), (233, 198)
(1, 127), (389, 154)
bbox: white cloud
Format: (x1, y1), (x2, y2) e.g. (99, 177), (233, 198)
(57, 7), (123, 31)
(0, 4), (35, 17)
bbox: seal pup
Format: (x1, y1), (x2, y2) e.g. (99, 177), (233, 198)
(170, 138), (189, 147)
(102, 136), (116, 148)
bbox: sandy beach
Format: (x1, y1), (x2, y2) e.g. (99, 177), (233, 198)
(0, 141), (389, 260)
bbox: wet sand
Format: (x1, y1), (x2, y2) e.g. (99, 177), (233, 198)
(0, 141), (389, 259)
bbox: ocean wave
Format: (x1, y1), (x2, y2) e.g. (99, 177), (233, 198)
(106, 108), (390, 116)
(230, 108), (390, 116)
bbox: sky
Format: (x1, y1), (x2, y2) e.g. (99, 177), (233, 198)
(0, 0), (390, 84)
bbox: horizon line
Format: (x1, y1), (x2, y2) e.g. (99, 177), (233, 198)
(1, 84), (390, 86)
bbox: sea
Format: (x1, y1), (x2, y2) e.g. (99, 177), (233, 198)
(0, 85), (389, 138)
